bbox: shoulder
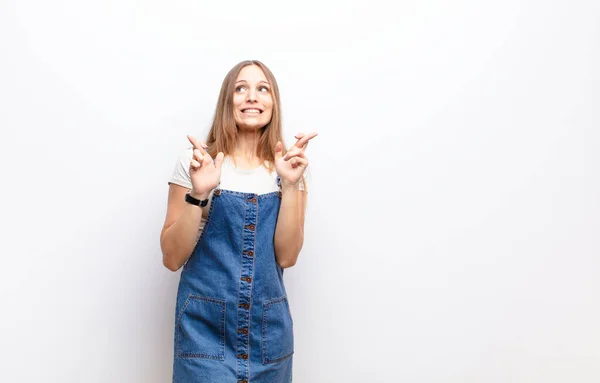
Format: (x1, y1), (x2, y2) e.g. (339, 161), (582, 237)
(168, 147), (194, 189)
(174, 147), (195, 171)
(179, 147), (194, 162)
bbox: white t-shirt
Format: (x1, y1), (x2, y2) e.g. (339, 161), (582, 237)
(168, 148), (307, 231)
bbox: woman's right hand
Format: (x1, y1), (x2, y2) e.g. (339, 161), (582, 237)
(186, 135), (225, 199)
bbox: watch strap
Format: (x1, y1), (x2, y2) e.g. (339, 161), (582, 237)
(185, 192), (209, 207)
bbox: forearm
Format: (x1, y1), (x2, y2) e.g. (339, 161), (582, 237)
(274, 184), (305, 268)
(161, 197), (206, 271)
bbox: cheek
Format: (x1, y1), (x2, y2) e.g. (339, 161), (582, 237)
(263, 97), (274, 113)
(233, 94), (245, 107)
(262, 103), (273, 118)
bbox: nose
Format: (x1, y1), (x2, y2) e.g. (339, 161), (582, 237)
(246, 88), (257, 103)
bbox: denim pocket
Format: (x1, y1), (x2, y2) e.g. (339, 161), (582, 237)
(177, 295), (226, 360)
(262, 296), (294, 364)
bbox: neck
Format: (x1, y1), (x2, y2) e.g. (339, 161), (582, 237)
(234, 127), (262, 164)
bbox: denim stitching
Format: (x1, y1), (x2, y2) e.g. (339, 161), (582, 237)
(235, 198), (247, 380)
(215, 188), (280, 199)
(262, 301), (267, 364)
(176, 294), (226, 360)
(264, 351), (294, 365)
(176, 294), (193, 328)
(247, 195), (258, 377)
(262, 296), (293, 364)
(183, 189), (219, 272)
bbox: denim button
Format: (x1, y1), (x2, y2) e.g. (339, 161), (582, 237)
(245, 224), (256, 231)
(213, 189), (221, 196)
(237, 328), (248, 334)
(238, 380), (248, 383)
(238, 353), (248, 360)
(243, 250), (254, 257)
(241, 277), (252, 283)
(239, 303), (250, 310)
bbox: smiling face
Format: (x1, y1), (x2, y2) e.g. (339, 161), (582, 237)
(233, 65), (274, 131)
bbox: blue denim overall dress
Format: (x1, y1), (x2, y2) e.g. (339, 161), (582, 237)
(173, 186), (294, 382)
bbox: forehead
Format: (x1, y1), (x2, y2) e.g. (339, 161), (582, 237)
(236, 65), (268, 83)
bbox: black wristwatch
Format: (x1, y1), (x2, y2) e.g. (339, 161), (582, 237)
(185, 192), (209, 207)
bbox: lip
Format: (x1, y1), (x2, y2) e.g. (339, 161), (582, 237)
(241, 107), (264, 114)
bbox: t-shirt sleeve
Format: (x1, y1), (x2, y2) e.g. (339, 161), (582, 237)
(168, 148), (194, 189)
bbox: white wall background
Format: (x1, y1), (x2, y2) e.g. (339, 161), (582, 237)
(1, 0), (598, 381)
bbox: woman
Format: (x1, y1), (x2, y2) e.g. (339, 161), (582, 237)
(160, 60), (316, 383)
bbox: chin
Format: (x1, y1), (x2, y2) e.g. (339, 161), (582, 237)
(236, 119), (270, 131)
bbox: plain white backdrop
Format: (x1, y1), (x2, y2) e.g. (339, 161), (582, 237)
(1, 0), (598, 382)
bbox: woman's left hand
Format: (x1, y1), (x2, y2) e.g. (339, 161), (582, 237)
(275, 132), (318, 187)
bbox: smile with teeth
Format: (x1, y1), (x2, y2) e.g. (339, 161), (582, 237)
(242, 108), (262, 114)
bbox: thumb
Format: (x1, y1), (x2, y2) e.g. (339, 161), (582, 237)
(214, 152), (225, 169)
(274, 141), (283, 161)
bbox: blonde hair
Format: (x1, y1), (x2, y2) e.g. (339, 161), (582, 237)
(205, 60), (285, 170)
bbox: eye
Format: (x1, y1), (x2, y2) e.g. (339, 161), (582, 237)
(258, 85), (269, 92)
(235, 85), (247, 92)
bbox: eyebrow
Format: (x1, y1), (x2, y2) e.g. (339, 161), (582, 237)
(235, 80), (270, 85)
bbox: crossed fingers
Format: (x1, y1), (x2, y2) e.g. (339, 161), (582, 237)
(283, 132), (317, 162)
(187, 135), (210, 170)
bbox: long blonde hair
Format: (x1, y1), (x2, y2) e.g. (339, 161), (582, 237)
(205, 60), (285, 169)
